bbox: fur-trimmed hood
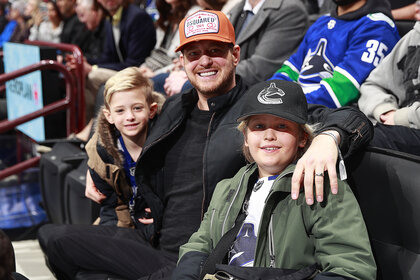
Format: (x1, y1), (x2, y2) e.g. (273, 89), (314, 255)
(91, 107), (125, 168)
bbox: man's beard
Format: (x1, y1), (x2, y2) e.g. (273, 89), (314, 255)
(188, 66), (236, 98)
(332, 0), (359, 6)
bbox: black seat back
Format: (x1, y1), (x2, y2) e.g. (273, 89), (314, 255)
(348, 147), (420, 280)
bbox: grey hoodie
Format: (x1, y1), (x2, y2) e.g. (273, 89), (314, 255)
(359, 22), (420, 129)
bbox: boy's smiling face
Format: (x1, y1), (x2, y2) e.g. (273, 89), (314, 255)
(103, 89), (157, 144)
(244, 114), (307, 178)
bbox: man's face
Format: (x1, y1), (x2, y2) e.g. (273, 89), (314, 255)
(98, 0), (123, 15)
(57, 0), (75, 18)
(180, 40), (240, 98)
(76, 3), (98, 30)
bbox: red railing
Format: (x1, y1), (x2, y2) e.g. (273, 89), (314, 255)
(25, 40), (85, 129)
(0, 60), (77, 134)
(0, 42), (83, 180)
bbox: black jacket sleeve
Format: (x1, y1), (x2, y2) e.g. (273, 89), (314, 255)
(171, 251), (208, 280)
(307, 104), (374, 158)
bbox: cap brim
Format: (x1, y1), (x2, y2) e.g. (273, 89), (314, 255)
(175, 36), (234, 52)
(237, 112), (307, 124)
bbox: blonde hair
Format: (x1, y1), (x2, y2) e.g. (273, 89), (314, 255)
(104, 67), (165, 112)
(237, 118), (314, 163)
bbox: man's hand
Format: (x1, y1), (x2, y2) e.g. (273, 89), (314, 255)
(291, 131), (340, 205)
(163, 70), (188, 96)
(138, 208), (154, 224)
(65, 54), (91, 77)
(380, 110), (396, 125)
(138, 65), (155, 78)
(85, 170), (107, 204)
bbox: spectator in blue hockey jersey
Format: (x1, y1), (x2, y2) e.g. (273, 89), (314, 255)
(269, 0), (400, 108)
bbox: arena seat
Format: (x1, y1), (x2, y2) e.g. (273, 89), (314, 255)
(395, 20), (416, 38)
(347, 146), (420, 280)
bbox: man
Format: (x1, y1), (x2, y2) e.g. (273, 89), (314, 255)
(86, 0), (155, 71)
(358, 7), (420, 156)
(38, 10), (372, 280)
(77, 0), (156, 123)
(57, 0), (86, 47)
(75, 0), (107, 63)
(67, 0), (107, 119)
(270, 0), (400, 108)
(161, 0), (309, 95)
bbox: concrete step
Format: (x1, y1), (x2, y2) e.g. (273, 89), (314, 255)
(12, 239), (56, 280)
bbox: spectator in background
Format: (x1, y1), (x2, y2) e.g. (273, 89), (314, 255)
(75, 0), (107, 62)
(269, 0), (400, 108)
(0, 0), (29, 48)
(197, 0), (241, 13)
(137, 0), (200, 78)
(73, 0), (155, 123)
(0, 0), (9, 34)
(29, 0), (63, 43)
(0, 229), (14, 280)
(160, 0), (309, 96)
(57, 0), (86, 46)
(358, 6), (420, 156)
(24, 0), (42, 30)
(0, 229), (29, 280)
(391, 0), (415, 20)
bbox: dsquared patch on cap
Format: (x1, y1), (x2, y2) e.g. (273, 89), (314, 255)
(185, 11), (219, 38)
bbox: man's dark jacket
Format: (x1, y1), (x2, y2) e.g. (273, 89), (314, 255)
(135, 76), (373, 244)
(90, 4), (156, 71)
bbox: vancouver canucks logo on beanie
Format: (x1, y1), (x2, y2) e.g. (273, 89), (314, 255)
(257, 82), (285, 105)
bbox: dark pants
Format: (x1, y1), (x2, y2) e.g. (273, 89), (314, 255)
(371, 123), (420, 156)
(38, 224), (177, 280)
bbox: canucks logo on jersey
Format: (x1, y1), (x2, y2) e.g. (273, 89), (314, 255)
(228, 223), (257, 267)
(300, 38), (335, 85)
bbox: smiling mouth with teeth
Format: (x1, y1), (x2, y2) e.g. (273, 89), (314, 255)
(263, 147), (279, 151)
(199, 71), (217, 77)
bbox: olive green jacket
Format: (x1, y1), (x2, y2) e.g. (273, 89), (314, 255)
(175, 163), (376, 279)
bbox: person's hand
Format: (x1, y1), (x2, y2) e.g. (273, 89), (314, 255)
(138, 65), (155, 78)
(57, 54), (64, 64)
(85, 170), (107, 204)
(415, 4), (420, 21)
(65, 54), (91, 77)
(33, 11), (44, 27)
(138, 208), (154, 224)
(171, 58), (183, 71)
(291, 131), (340, 205)
(380, 110), (396, 125)
(163, 70), (188, 96)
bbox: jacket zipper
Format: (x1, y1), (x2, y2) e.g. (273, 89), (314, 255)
(268, 215), (275, 268)
(210, 208), (216, 233)
(201, 112), (216, 220)
(221, 165), (253, 235)
(352, 122), (366, 142)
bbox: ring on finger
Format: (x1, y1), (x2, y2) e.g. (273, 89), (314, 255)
(315, 172), (324, 177)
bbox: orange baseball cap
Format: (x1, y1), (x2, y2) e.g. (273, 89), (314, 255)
(175, 10), (236, 52)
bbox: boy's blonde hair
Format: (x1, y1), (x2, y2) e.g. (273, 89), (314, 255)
(237, 118), (314, 163)
(103, 67), (165, 111)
